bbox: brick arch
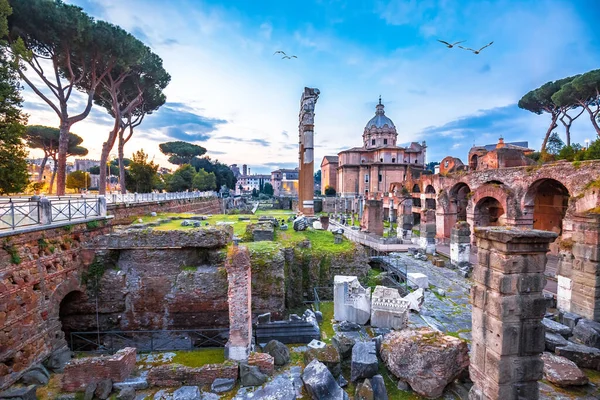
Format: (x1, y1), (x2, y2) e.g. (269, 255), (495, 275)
(48, 276), (84, 321)
(425, 184), (436, 194)
(469, 183), (518, 220)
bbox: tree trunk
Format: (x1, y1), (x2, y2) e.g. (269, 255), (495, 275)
(540, 114), (559, 153)
(38, 155), (48, 181)
(48, 158), (58, 195)
(118, 128), (127, 194)
(99, 128), (119, 196)
(56, 119), (71, 196)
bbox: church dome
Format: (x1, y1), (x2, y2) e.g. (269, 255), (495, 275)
(365, 100), (395, 129)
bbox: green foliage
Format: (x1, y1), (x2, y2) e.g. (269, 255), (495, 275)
(546, 132), (565, 155)
(63, 224), (73, 232)
(190, 157), (237, 189)
(81, 257), (105, 294)
(251, 188), (258, 198)
(167, 164), (196, 192)
(127, 149), (159, 193)
(192, 168), (217, 191)
(552, 69), (600, 134)
(262, 182), (274, 196)
(314, 170), (321, 184)
(0, 1), (27, 194)
(38, 237), (48, 251)
(89, 165), (119, 175)
(66, 170), (91, 190)
(526, 151), (541, 161)
(324, 186), (336, 196)
(86, 220), (100, 229)
(583, 139), (600, 160)
(2, 239), (20, 264)
(159, 141), (207, 165)
(25, 125), (88, 160)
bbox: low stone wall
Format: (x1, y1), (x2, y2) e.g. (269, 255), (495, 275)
(61, 347), (137, 392)
(107, 197), (223, 225)
(147, 362), (238, 387)
(0, 220), (109, 390)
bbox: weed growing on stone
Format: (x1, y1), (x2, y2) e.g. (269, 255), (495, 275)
(2, 239), (20, 264)
(318, 301), (335, 342)
(86, 220), (100, 229)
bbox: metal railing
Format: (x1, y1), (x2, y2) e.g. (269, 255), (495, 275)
(69, 328), (229, 354)
(0, 191), (218, 232)
(106, 191), (216, 204)
(0, 197), (104, 232)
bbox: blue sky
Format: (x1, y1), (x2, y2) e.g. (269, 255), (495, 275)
(22, 0), (600, 173)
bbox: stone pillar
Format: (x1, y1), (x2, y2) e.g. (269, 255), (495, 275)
(450, 221), (471, 272)
(298, 87), (320, 216)
(398, 197), (413, 240)
(557, 214), (600, 321)
(469, 228), (557, 400)
(97, 195), (107, 217)
(39, 198), (52, 225)
(361, 199), (383, 236)
(224, 245), (252, 361)
(419, 209), (436, 254)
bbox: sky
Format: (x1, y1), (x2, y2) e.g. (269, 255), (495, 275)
(22, 0), (600, 174)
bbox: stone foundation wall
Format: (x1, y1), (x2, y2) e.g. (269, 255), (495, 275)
(0, 221), (109, 389)
(147, 362), (238, 387)
(108, 197), (223, 225)
(61, 347), (136, 391)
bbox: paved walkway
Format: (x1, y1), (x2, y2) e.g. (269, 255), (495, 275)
(436, 244), (558, 295)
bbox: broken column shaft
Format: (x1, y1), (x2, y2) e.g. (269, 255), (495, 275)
(224, 245), (252, 361)
(469, 227), (557, 400)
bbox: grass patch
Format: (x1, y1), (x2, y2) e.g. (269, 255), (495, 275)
(377, 363), (424, 399)
(318, 301), (335, 342)
(171, 348), (225, 367)
(180, 265), (197, 272)
(364, 268), (382, 288)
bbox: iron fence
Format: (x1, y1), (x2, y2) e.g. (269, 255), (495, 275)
(0, 199), (40, 230)
(0, 191), (218, 232)
(0, 197), (103, 232)
(69, 328), (229, 354)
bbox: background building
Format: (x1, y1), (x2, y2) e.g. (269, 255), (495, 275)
(322, 99), (427, 197)
(74, 159), (100, 172)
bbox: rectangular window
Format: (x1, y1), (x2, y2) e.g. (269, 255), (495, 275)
(383, 139), (388, 145)
(365, 174), (369, 183)
(378, 174), (382, 182)
(371, 139), (375, 145)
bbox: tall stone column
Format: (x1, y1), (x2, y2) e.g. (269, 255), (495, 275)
(556, 214), (600, 321)
(298, 87), (320, 216)
(469, 228), (557, 400)
(450, 221), (471, 272)
(224, 245), (252, 362)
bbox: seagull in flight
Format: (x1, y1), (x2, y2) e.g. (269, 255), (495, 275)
(458, 41), (494, 54)
(437, 39), (465, 48)
(273, 50), (297, 59)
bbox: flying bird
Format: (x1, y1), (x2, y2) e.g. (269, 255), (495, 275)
(437, 39), (465, 48)
(273, 50), (297, 59)
(458, 41), (494, 54)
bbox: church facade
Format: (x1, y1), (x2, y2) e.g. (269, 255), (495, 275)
(322, 99), (427, 197)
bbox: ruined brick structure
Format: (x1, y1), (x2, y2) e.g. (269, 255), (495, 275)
(61, 347), (136, 391)
(224, 245), (252, 361)
(0, 220), (110, 389)
(361, 199), (384, 235)
(107, 197), (223, 225)
(470, 228), (556, 400)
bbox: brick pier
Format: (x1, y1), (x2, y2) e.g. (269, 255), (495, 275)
(224, 245), (252, 361)
(469, 227), (557, 400)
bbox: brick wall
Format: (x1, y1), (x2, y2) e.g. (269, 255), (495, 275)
(108, 197), (223, 225)
(147, 362), (238, 387)
(61, 347), (136, 391)
(0, 221), (109, 390)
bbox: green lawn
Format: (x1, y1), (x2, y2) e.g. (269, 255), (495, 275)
(170, 348), (225, 367)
